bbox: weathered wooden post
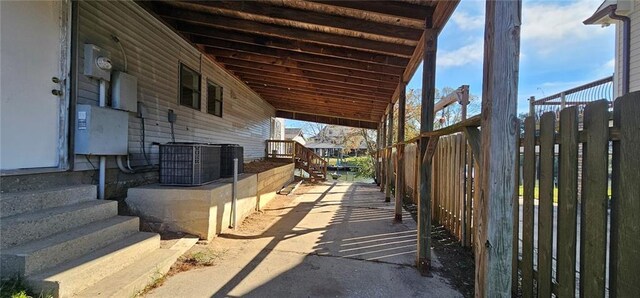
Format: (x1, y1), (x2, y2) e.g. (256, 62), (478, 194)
(528, 96), (535, 117)
(418, 12), (437, 275)
(376, 123), (381, 186)
(380, 113), (387, 192)
(395, 82), (407, 221)
(476, 0), (521, 296)
(385, 102), (394, 203)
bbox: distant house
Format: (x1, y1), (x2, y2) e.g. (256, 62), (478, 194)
(306, 142), (343, 158)
(585, 0), (637, 97)
(306, 125), (367, 157)
(284, 128), (306, 145)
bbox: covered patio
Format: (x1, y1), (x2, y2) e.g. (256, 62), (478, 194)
(141, 0), (522, 296)
(147, 181), (464, 297)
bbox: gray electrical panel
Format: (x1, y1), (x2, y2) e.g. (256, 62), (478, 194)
(75, 105), (128, 155)
(112, 71), (138, 113)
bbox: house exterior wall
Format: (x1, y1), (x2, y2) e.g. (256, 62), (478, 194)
(75, 0), (274, 172)
(614, 0), (640, 96)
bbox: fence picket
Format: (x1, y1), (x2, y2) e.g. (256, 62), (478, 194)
(538, 112), (555, 297)
(579, 100), (609, 297)
(610, 92), (640, 297)
(557, 106), (579, 298)
(522, 116), (536, 298)
(512, 124), (521, 295)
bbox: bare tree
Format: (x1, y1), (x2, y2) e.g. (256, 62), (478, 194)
(303, 122), (327, 142)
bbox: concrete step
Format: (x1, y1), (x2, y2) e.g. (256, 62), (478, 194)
(1, 185), (96, 218)
(1, 216), (139, 277)
(27, 232), (160, 298)
(1, 200), (117, 249)
(74, 249), (181, 298)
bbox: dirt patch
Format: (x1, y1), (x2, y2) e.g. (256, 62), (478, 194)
(243, 159), (291, 174)
(430, 226), (475, 298)
(405, 203), (475, 297)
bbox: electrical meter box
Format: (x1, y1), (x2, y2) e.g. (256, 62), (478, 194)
(112, 71), (138, 113)
(75, 105), (128, 155)
(83, 44), (111, 81)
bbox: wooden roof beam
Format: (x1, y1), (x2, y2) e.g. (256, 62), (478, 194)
(267, 100), (386, 117)
(248, 84), (389, 104)
(175, 1), (423, 41)
(226, 65), (397, 91)
(216, 56), (398, 83)
(204, 47), (403, 77)
(177, 23), (409, 67)
(311, 1), (434, 22)
(244, 81), (390, 102)
(275, 110), (378, 129)
(233, 72), (394, 96)
(268, 99), (381, 121)
(252, 87), (390, 106)
(152, 4), (416, 57)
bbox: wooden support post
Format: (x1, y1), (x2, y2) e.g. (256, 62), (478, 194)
(380, 113), (387, 192)
(475, 0), (521, 297)
(395, 82), (407, 221)
(528, 96), (535, 117)
(385, 102), (394, 202)
(375, 124), (381, 186)
(417, 14), (437, 276)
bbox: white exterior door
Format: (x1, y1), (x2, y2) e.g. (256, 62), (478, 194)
(1, 1), (70, 170)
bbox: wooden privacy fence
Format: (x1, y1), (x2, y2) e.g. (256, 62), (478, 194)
(514, 94), (640, 297)
(400, 132), (478, 248)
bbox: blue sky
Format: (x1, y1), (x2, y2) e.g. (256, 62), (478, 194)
(287, 0), (614, 128)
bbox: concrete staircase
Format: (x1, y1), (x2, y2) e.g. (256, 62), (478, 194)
(0, 185), (185, 297)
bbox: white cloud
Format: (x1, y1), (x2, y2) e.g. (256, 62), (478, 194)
(452, 11), (484, 31)
(522, 0), (610, 56)
(437, 40), (484, 69)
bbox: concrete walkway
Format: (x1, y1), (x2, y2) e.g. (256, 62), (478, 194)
(147, 182), (462, 298)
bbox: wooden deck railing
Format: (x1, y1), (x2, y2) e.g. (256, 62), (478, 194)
(265, 140), (327, 180)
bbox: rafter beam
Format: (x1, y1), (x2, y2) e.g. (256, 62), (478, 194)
(226, 65), (397, 90)
(152, 3), (416, 57)
(179, 24), (409, 67)
(276, 110), (378, 129)
(177, 1), (423, 41)
(205, 47), (404, 76)
(248, 84), (390, 104)
(242, 77), (390, 99)
(216, 56), (398, 83)
(311, 1), (434, 21)
(232, 72), (394, 96)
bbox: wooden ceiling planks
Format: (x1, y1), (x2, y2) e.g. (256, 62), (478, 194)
(144, 0), (459, 129)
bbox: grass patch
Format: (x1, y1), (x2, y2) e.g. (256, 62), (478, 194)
(134, 246), (227, 297)
(0, 278), (52, 298)
(180, 249), (221, 267)
(518, 185), (612, 204)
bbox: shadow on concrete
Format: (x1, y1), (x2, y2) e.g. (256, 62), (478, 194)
(207, 182), (457, 297)
(212, 182), (338, 297)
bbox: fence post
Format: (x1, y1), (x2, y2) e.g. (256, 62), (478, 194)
(418, 13), (437, 276)
(395, 81), (406, 221)
(476, 0), (521, 296)
(386, 102), (394, 203)
(380, 113), (387, 193)
(529, 96), (535, 117)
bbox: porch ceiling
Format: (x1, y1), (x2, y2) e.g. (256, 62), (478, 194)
(142, 1), (459, 129)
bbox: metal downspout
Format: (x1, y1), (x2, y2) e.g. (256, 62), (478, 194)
(609, 8), (630, 95)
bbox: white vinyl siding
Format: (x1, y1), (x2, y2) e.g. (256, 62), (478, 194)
(615, 1), (640, 96)
(75, 1), (274, 171)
